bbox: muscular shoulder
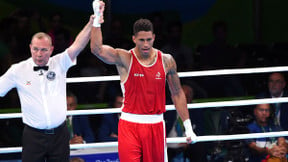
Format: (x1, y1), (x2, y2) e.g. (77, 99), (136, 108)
(115, 48), (132, 67)
(114, 48), (133, 81)
(116, 48), (130, 57)
(161, 52), (176, 74)
(162, 52), (174, 60)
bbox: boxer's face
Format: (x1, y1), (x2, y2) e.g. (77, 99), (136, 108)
(30, 37), (54, 66)
(133, 31), (155, 56)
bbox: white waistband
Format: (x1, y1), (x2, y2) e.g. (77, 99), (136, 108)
(120, 112), (164, 124)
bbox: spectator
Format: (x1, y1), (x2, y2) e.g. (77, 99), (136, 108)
(47, 12), (72, 47)
(52, 28), (72, 55)
(67, 91), (95, 144)
(161, 21), (194, 72)
(0, 17), (20, 108)
(98, 93), (123, 142)
(256, 72), (288, 131)
(182, 85), (207, 161)
(104, 18), (133, 52)
(9, 9), (32, 62)
(165, 84), (206, 162)
(70, 157), (85, 162)
(247, 103), (287, 162)
(0, 18), (13, 78)
(150, 12), (167, 49)
(200, 20), (244, 70)
(198, 20), (245, 98)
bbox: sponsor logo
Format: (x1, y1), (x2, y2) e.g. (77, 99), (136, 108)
(134, 73), (144, 77)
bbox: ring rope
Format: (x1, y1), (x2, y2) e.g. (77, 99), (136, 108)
(2, 131), (288, 154)
(67, 66), (288, 83)
(1, 97), (288, 119)
(1, 67), (288, 154)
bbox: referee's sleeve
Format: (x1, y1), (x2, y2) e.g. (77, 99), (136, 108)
(0, 66), (16, 97)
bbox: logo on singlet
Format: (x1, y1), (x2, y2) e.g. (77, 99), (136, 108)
(155, 72), (162, 80)
(25, 81), (31, 85)
(134, 73), (144, 77)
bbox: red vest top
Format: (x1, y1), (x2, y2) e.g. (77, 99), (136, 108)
(121, 49), (166, 114)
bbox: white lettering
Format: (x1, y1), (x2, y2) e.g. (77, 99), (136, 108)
(134, 73), (144, 77)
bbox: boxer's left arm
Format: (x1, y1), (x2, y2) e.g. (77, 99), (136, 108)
(164, 54), (197, 144)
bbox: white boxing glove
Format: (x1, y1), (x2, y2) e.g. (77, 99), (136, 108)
(92, 0), (101, 27)
(183, 119), (197, 144)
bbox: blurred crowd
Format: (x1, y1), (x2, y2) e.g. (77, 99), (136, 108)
(1, 8), (288, 162)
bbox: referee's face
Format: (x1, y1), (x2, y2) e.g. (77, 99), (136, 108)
(30, 37), (54, 66)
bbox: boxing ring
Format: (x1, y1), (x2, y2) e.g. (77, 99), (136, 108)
(1, 66), (288, 158)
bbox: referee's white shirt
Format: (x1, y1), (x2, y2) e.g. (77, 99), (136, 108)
(0, 50), (76, 129)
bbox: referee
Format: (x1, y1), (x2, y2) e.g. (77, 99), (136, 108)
(0, 15), (96, 162)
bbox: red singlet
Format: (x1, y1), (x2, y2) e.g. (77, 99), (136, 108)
(121, 49), (166, 114)
(118, 49), (168, 162)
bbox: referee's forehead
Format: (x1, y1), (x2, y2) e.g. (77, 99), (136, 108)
(31, 32), (52, 46)
(31, 37), (52, 47)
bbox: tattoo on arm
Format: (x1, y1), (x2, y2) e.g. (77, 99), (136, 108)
(166, 55), (182, 95)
